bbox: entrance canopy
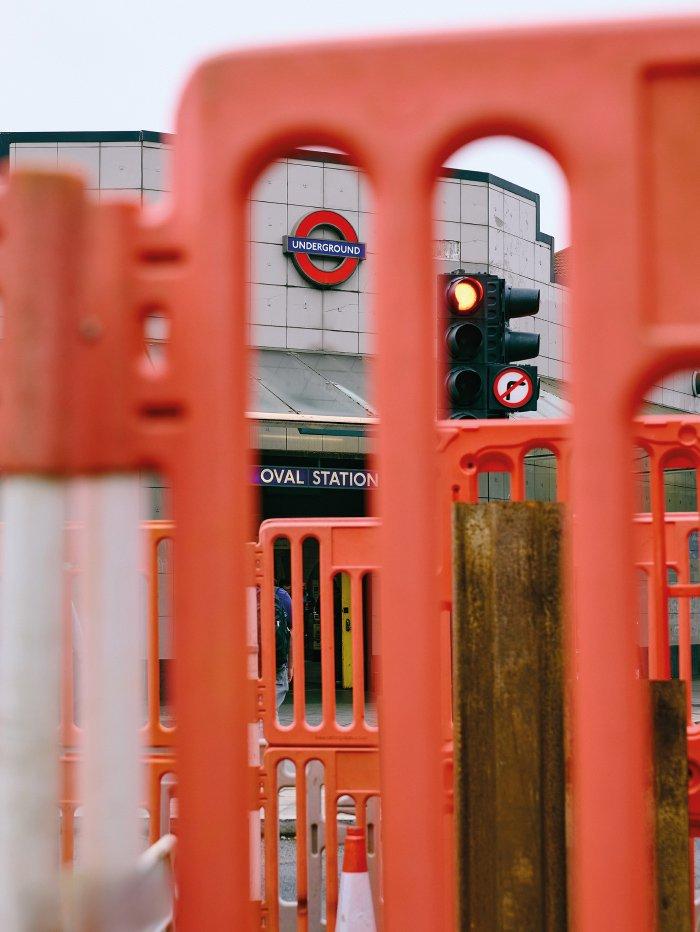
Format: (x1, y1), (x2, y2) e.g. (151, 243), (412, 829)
(252, 350), (373, 418)
(250, 353), (681, 451)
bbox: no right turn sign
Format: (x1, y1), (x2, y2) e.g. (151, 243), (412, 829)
(492, 367), (534, 409)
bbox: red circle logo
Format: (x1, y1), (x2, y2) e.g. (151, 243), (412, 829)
(285, 209), (363, 288)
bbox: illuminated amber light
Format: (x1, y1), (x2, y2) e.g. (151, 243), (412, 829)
(454, 281), (478, 311)
(447, 276), (483, 314)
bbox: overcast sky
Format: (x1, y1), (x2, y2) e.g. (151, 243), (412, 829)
(5, 1), (698, 247)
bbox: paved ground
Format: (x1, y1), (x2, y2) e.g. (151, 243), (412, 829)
(278, 686), (377, 727)
(275, 683), (700, 904)
(278, 837), (345, 914)
(692, 681), (700, 723)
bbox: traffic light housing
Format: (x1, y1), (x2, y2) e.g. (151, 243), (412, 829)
(440, 272), (492, 419)
(441, 271), (541, 418)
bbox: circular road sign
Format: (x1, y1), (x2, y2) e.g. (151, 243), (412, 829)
(288, 209), (361, 287)
(492, 367), (534, 409)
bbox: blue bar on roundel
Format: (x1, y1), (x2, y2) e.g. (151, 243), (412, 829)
(283, 236), (366, 260)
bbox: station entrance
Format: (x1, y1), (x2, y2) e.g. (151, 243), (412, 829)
(258, 453), (368, 521)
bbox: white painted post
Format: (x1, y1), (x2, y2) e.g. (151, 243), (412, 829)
(77, 475), (142, 910)
(0, 476), (65, 930)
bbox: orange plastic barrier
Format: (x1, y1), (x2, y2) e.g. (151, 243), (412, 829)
(257, 519), (379, 749)
(59, 522), (175, 752)
(54, 415), (700, 925)
(259, 747), (381, 930)
(3, 16), (700, 930)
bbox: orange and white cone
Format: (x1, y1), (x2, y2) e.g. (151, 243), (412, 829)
(336, 825), (377, 932)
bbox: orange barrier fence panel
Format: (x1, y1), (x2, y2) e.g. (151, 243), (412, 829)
(258, 747), (381, 931)
(257, 519), (380, 750)
(54, 416), (700, 924)
(59, 521), (176, 752)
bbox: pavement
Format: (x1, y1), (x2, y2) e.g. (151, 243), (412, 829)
(273, 682), (700, 903)
(277, 686), (377, 728)
(692, 681), (700, 723)
(266, 688), (371, 837)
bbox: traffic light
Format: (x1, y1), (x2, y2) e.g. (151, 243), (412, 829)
(441, 270), (541, 418)
(488, 285), (541, 415)
(441, 271), (492, 419)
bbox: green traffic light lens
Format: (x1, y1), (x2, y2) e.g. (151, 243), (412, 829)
(447, 367), (482, 403)
(447, 322), (483, 359)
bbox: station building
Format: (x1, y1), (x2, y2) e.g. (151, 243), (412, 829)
(2, 131), (698, 681)
(3, 130), (698, 513)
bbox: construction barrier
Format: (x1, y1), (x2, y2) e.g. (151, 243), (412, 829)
(48, 416), (700, 927)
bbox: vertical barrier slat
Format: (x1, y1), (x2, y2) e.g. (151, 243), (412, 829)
(0, 477), (64, 929)
(678, 583), (693, 721)
(78, 476), (142, 917)
(570, 128), (654, 925)
(292, 535), (306, 727)
(296, 760), (309, 932)
(650, 453), (670, 678)
(512, 455), (525, 502)
(169, 133), (255, 926)
(264, 755), (280, 929)
(61, 564), (78, 747)
(320, 535), (336, 728)
(146, 530), (161, 741)
(375, 163), (445, 930)
(325, 755), (339, 929)
(351, 571), (365, 727)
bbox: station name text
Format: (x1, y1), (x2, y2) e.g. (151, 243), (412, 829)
(253, 466), (378, 490)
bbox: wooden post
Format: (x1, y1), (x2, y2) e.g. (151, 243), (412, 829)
(452, 502), (566, 931)
(651, 680), (691, 932)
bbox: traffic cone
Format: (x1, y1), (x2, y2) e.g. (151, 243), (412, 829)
(336, 825), (377, 932)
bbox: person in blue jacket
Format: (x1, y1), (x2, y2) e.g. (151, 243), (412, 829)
(275, 579), (293, 710)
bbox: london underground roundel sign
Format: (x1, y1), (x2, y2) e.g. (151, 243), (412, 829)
(283, 209), (366, 288)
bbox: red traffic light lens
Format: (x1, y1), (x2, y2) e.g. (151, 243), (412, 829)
(446, 277), (484, 314)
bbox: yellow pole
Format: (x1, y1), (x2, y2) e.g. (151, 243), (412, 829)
(341, 574), (353, 689)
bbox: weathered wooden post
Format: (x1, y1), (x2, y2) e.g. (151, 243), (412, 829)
(452, 502), (692, 930)
(651, 680), (691, 932)
(452, 502), (567, 930)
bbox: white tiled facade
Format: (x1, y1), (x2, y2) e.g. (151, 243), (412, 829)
(8, 136), (170, 204)
(247, 156), (569, 371)
(6, 134), (700, 414)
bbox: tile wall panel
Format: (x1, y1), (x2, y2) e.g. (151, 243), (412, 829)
(460, 225), (488, 264)
(253, 161), (287, 202)
(143, 145), (170, 191)
(13, 144), (58, 167)
(100, 144), (141, 188)
(288, 163), (323, 207)
(461, 183), (489, 225)
(287, 327), (324, 351)
(287, 288), (322, 329)
(435, 180), (461, 222)
(57, 145), (100, 187)
(323, 167), (359, 211)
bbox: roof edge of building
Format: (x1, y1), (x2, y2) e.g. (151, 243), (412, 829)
(0, 133), (556, 274)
